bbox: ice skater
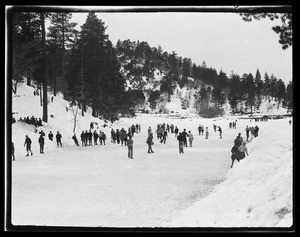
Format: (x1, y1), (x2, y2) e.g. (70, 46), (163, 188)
(24, 135), (33, 156)
(11, 141), (15, 160)
(146, 129), (154, 153)
(205, 127), (209, 139)
(56, 131), (62, 147)
(127, 136), (134, 159)
(218, 126), (222, 139)
(188, 131), (194, 147)
(38, 133), (45, 154)
(177, 132), (184, 154)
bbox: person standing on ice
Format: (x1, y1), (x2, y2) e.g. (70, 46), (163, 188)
(245, 125), (250, 141)
(93, 130), (99, 145)
(177, 132), (184, 154)
(56, 131), (62, 147)
(11, 141), (15, 160)
(80, 131), (85, 146)
(127, 136), (134, 159)
(160, 129), (168, 144)
(188, 131), (194, 147)
(38, 133), (45, 154)
(218, 126), (222, 139)
(146, 129), (154, 153)
(24, 135), (33, 156)
(182, 129), (188, 147)
(205, 127), (209, 139)
(48, 131), (53, 141)
(174, 126), (179, 137)
(198, 125), (201, 135)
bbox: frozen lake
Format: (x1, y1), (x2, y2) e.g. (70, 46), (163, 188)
(11, 116), (243, 227)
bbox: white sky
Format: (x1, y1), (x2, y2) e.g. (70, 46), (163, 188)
(68, 10), (292, 84)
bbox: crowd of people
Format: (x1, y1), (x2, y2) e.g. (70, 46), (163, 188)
(12, 118), (262, 169)
(18, 116), (43, 127)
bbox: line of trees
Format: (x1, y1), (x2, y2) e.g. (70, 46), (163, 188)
(12, 11), (136, 123)
(12, 11), (293, 121)
(115, 39), (293, 116)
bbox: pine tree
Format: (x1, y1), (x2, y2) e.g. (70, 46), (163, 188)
(12, 12), (41, 88)
(78, 12), (109, 117)
(254, 69), (263, 110)
(263, 72), (271, 98)
(228, 73), (241, 113)
(274, 79), (286, 109)
(47, 12), (78, 96)
(211, 86), (226, 108)
(285, 81), (293, 110)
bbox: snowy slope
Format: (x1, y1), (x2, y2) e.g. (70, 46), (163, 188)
(12, 82), (113, 158)
(163, 118), (293, 227)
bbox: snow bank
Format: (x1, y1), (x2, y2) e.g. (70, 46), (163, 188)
(163, 119), (293, 227)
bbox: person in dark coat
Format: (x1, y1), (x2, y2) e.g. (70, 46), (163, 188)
(84, 130), (89, 146)
(116, 129), (120, 144)
(245, 126), (250, 141)
(93, 130), (99, 145)
(111, 129), (116, 144)
(38, 134), (45, 153)
(177, 132), (184, 154)
(88, 130), (93, 146)
(24, 135), (33, 156)
(234, 133), (243, 147)
(218, 126), (222, 139)
(56, 131), (62, 147)
(12, 141), (15, 160)
(102, 132), (106, 145)
(160, 130), (168, 144)
(174, 126), (179, 137)
(72, 134), (79, 146)
(254, 125), (259, 137)
(127, 136), (134, 159)
(80, 131), (86, 146)
(146, 130), (154, 153)
(48, 131), (53, 141)
(181, 129), (188, 147)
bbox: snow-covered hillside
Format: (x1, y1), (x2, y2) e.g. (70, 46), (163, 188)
(10, 82), (293, 228)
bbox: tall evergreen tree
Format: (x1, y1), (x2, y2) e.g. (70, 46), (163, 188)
(47, 12), (78, 96)
(254, 69), (263, 110)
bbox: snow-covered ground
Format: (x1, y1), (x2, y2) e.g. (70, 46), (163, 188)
(9, 82), (293, 228)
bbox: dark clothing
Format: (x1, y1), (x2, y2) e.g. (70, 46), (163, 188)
(146, 135), (154, 153)
(56, 133), (62, 147)
(127, 139), (133, 158)
(38, 135), (45, 153)
(234, 136), (242, 147)
(12, 142), (15, 160)
(24, 137), (33, 155)
(48, 133), (53, 141)
(177, 134), (184, 153)
(181, 131), (188, 147)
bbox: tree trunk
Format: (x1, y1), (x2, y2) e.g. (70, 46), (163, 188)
(41, 13), (48, 123)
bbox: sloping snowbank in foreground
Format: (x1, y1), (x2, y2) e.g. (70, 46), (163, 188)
(163, 119), (293, 227)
